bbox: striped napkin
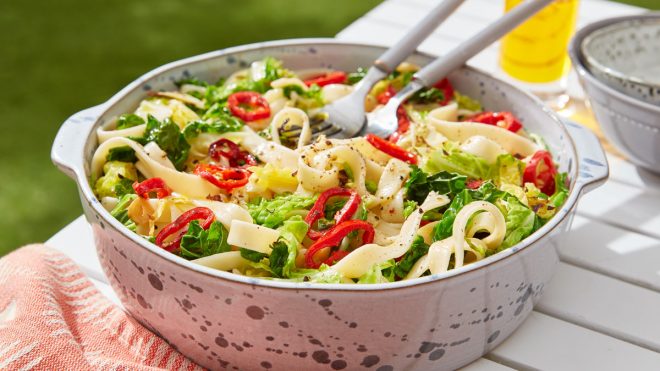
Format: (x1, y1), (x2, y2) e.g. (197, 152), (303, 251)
(0, 244), (203, 370)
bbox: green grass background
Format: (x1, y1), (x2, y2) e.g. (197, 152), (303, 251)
(1, 0), (656, 255)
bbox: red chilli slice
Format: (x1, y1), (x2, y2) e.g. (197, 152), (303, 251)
(304, 188), (361, 240)
(227, 91), (271, 122)
(209, 138), (257, 168)
(155, 207), (215, 252)
(303, 71), (347, 87)
(468, 111), (523, 133)
(132, 178), (172, 199)
(365, 133), (418, 165)
(305, 220), (375, 269)
(523, 150), (558, 195)
(193, 163), (250, 191)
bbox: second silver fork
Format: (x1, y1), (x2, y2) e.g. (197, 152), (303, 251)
(362, 0), (554, 138)
(305, 0), (467, 140)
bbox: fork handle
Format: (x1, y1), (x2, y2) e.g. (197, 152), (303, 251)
(414, 0), (554, 86)
(374, 0), (466, 72)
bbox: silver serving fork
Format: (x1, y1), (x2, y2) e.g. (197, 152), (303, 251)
(286, 0), (554, 141)
(362, 0), (554, 138)
(300, 0), (468, 139)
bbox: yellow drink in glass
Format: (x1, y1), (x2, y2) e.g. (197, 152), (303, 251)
(500, 0), (579, 84)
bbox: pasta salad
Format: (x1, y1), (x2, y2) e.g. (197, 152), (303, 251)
(91, 57), (568, 284)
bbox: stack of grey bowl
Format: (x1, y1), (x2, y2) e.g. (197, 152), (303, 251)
(569, 13), (660, 174)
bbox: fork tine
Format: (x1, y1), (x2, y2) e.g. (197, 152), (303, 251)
(279, 125), (303, 136)
(311, 122), (335, 134)
(323, 126), (343, 138)
(283, 122), (335, 138)
(310, 123), (342, 141)
(278, 117), (328, 135)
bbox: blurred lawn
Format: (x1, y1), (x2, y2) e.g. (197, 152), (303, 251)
(0, 0), (381, 254)
(616, 0), (660, 8)
(0, 0), (656, 256)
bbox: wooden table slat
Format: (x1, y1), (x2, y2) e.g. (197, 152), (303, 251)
(366, 0), (490, 43)
(577, 180), (660, 241)
(562, 215), (660, 293)
(607, 154), (660, 193)
(335, 17), (499, 74)
(459, 357), (516, 371)
(488, 311), (660, 371)
(538, 262), (660, 352)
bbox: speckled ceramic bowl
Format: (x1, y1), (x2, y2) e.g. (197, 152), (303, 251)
(570, 17), (660, 174)
(581, 13), (660, 106)
(52, 39), (608, 371)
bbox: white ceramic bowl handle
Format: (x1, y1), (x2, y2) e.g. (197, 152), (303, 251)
(51, 105), (105, 180)
(564, 121), (609, 194)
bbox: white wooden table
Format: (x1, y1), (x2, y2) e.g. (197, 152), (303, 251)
(47, 1), (660, 369)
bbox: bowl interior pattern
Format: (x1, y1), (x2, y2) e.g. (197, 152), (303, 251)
(581, 16), (660, 105)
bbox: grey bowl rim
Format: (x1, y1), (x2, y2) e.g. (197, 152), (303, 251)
(74, 38), (581, 292)
(571, 13), (660, 114)
(581, 13), (660, 92)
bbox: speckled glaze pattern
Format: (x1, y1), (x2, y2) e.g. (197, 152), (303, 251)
(52, 39), (608, 370)
(570, 16), (660, 174)
(581, 14), (660, 106)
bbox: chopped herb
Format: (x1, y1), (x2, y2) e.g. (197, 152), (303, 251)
(131, 115), (190, 170)
(114, 178), (135, 197)
(282, 85), (305, 98)
(365, 180), (378, 194)
(110, 194), (137, 231)
(433, 189), (472, 242)
(106, 146), (137, 163)
(206, 57), (290, 103)
(179, 220), (231, 260)
(410, 87), (445, 104)
(392, 236), (429, 279)
(182, 116), (243, 140)
(549, 172), (569, 207)
(240, 248), (268, 263)
(268, 240), (289, 278)
(405, 166), (467, 204)
(116, 114), (145, 130)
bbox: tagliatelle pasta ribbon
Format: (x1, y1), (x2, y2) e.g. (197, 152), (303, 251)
(405, 200), (506, 280)
(331, 192), (450, 278)
(269, 107), (311, 149)
(452, 201), (505, 268)
(428, 119), (539, 157)
(91, 137), (218, 198)
(194, 251), (251, 271)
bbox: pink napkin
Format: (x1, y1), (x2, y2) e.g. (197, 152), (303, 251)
(0, 244), (203, 370)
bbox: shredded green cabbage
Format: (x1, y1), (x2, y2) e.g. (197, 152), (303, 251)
(94, 161), (138, 198)
(247, 194), (317, 229)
